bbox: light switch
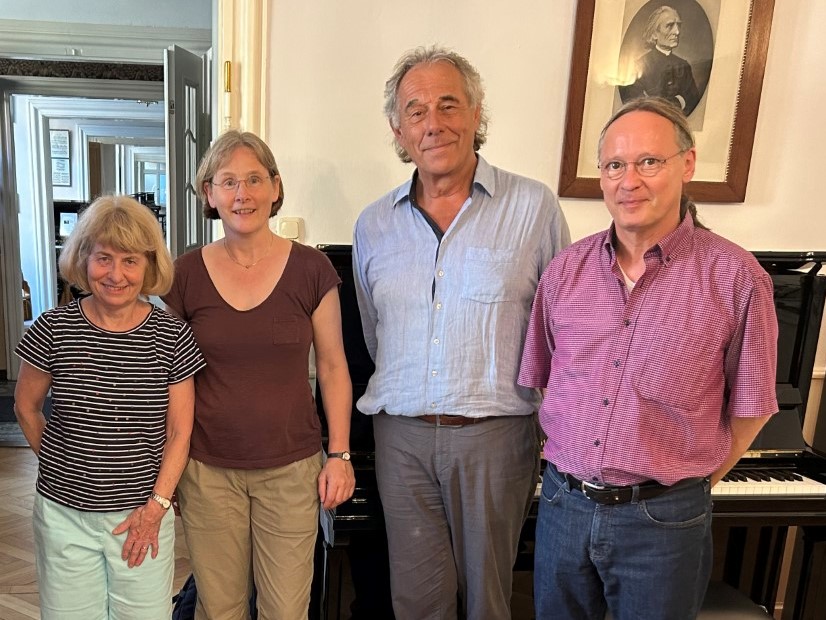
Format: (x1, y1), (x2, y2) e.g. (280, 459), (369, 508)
(276, 217), (303, 242)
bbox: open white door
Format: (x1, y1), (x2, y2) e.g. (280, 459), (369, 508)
(164, 45), (212, 258)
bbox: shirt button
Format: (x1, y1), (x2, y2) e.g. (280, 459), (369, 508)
(624, 319), (631, 327)
(602, 398), (610, 406)
(437, 270), (445, 277)
(430, 402), (437, 409)
(433, 338), (440, 345)
(431, 370), (438, 376)
(613, 360), (621, 368)
(436, 302), (443, 310)
(594, 440), (600, 446)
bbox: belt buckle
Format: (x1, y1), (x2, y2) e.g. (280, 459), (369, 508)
(580, 480), (606, 500)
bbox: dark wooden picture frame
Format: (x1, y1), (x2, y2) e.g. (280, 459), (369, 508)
(558, 0), (775, 202)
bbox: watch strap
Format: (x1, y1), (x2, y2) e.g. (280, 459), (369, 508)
(150, 492), (171, 510)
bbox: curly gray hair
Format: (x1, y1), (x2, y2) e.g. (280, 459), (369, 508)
(384, 45), (489, 163)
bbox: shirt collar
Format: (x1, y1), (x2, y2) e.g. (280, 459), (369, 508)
(602, 210), (696, 263)
(391, 154), (495, 208)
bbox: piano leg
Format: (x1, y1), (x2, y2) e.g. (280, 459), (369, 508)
(782, 526), (826, 620)
(346, 531), (395, 619)
(712, 522), (788, 612)
(310, 530), (396, 620)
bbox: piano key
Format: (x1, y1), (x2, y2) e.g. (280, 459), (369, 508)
(712, 471), (826, 496)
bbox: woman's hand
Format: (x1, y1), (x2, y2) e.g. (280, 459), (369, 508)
(112, 500), (167, 567)
(318, 457), (355, 510)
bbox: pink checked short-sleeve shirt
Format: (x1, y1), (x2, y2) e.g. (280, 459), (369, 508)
(518, 214), (778, 486)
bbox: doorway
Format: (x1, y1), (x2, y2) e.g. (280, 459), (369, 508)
(1, 50), (210, 379)
(14, 92), (165, 323)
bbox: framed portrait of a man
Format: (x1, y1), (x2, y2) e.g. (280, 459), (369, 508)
(558, 0), (774, 202)
(617, 2), (714, 119)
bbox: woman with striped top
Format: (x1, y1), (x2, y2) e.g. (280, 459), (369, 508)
(13, 195), (205, 619)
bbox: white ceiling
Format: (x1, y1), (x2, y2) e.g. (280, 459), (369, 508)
(0, 0), (211, 29)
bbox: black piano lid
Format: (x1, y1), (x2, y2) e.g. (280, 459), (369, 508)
(316, 244), (375, 384)
(740, 252), (826, 455)
(316, 244), (377, 452)
(751, 252), (825, 414)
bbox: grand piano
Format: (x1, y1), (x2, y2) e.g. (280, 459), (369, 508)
(312, 247), (826, 620)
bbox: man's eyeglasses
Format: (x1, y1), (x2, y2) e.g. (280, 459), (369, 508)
(210, 174), (273, 191)
(598, 151), (685, 180)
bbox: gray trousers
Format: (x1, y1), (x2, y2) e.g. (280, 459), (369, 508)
(374, 413), (540, 620)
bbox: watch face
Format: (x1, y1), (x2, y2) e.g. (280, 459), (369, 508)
(342, 452), (351, 461)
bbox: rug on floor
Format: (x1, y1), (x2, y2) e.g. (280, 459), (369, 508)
(0, 421), (30, 448)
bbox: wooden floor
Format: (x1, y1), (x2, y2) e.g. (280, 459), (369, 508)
(0, 447), (191, 619)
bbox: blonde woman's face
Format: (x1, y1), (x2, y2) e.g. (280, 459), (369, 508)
(86, 243), (148, 311)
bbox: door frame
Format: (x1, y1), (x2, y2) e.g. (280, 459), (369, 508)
(0, 76), (164, 379)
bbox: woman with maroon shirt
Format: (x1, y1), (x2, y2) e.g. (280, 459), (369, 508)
(164, 130), (354, 619)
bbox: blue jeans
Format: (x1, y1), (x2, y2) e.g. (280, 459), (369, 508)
(534, 464), (712, 620)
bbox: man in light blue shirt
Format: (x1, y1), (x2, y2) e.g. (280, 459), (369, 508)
(353, 46), (570, 619)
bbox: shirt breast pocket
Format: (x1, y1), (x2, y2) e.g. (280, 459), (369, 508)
(636, 326), (727, 410)
(461, 247), (517, 303)
(273, 318), (300, 345)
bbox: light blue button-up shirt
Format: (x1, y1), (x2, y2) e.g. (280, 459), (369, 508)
(353, 155), (570, 417)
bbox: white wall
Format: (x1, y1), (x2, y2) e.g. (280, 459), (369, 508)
(266, 0), (824, 251)
(266, 0), (826, 428)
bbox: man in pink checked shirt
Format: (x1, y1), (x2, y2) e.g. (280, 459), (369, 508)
(518, 97), (778, 620)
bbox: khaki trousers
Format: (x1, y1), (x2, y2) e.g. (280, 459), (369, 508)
(177, 453), (322, 620)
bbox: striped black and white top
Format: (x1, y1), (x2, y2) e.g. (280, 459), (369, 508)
(15, 300), (206, 512)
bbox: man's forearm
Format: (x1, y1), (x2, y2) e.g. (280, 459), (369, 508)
(710, 413), (774, 486)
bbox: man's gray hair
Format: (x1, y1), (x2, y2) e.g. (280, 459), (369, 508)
(643, 6), (679, 48)
(598, 96), (707, 229)
(384, 45), (489, 163)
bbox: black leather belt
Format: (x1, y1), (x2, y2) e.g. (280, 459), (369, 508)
(562, 472), (675, 505)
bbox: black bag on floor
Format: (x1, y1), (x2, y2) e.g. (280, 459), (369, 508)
(171, 574), (197, 620)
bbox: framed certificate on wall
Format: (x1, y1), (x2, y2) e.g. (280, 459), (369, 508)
(52, 157), (71, 186)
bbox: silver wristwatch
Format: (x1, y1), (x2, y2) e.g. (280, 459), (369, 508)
(150, 492), (172, 510)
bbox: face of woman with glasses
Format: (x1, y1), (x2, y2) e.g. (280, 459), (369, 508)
(205, 146), (281, 234)
(599, 110), (695, 244)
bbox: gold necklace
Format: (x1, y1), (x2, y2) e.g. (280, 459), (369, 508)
(223, 235), (274, 269)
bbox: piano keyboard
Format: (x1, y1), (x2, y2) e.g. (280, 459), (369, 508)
(712, 468), (826, 496)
